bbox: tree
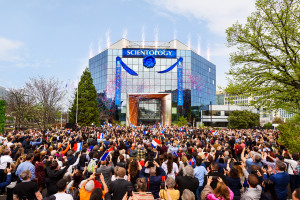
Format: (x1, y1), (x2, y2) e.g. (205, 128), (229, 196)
(25, 77), (64, 130)
(278, 115), (300, 153)
(5, 88), (34, 130)
(69, 68), (99, 126)
(0, 100), (5, 134)
(228, 110), (260, 129)
(173, 116), (188, 127)
(225, 0), (300, 113)
(263, 122), (273, 129)
(272, 117), (284, 124)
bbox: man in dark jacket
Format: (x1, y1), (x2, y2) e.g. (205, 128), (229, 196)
(46, 159), (69, 196)
(139, 161), (166, 198)
(175, 165), (199, 197)
(109, 167), (132, 200)
(203, 162), (228, 189)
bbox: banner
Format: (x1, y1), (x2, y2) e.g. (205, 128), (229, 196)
(115, 58), (121, 105)
(177, 59), (183, 106)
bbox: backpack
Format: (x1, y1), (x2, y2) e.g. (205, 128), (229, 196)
(87, 159), (97, 173)
(68, 186), (80, 200)
(293, 162), (300, 175)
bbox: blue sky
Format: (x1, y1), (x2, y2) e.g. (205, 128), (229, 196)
(0, 0), (256, 90)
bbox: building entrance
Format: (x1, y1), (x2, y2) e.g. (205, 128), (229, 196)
(138, 99), (161, 125)
(126, 93), (172, 126)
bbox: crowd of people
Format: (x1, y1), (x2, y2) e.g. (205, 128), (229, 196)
(0, 125), (299, 200)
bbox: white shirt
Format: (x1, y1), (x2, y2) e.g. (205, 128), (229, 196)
(54, 192), (73, 200)
(0, 155), (13, 170)
(161, 161), (179, 179)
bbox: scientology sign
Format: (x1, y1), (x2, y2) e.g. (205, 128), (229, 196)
(122, 48), (176, 58)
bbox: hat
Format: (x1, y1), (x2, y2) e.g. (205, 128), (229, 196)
(129, 150), (138, 157)
(275, 155), (284, 161)
(80, 180), (95, 192)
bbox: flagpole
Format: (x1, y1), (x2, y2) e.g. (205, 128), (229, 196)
(76, 82), (78, 124)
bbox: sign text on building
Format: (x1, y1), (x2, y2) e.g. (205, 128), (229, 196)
(122, 48), (176, 58)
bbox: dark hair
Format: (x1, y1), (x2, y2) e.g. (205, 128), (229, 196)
(73, 171), (83, 188)
(263, 179), (278, 200)
(248, 174), (259, 188)
(129, 159), (139, 178)
(90, 188), (103, 200)
(196, 157), (202, 166)
(229, 167), (239, 178)
(167, 153), (173, 174)
(211, 162), (219, 170)
(56, 179), (67, 192)
(26, 153), (34, 161)
(50, 161), (58, 170)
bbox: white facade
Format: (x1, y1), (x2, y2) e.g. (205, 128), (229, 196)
(216, 91), (294, 125)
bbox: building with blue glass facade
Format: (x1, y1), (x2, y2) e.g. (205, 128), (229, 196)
(89, 39), (216, 126)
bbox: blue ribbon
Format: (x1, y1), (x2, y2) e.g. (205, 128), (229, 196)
(116, 56), (138, 76)
(157, 57), (183, 73)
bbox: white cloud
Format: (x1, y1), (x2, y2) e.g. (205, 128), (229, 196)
(146, 0), (256, 36)
(0, 37), (24, 62)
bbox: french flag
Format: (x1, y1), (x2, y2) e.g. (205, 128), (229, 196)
(100, 146), (113, 161)
(101, 125), (104, 128)
(131, 131), (135, 136)
(189, 157), (196, 166)
(143, 131), (148, 135)
(73, 142), (83, 152)
(212, 130), (218, 136)
(108, 123), (112, 127)
(158, 122), (162, 127)
(98, 133), (104, 140)
(180, 127), (183, 131)
(91, 122), (95, 126)
(161, 129), (165, 134)
(151, 139), (161, 148)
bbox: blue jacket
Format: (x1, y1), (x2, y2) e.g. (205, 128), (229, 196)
(139, 167), (166, 199)
(269, 172), (290, 200)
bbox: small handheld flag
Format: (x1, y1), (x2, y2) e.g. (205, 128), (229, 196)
(98, 133), (104, 140)
(143, 131), (148, 135)
(151, 139), (161, 148)
(91, 122), (95, 126)
(73, 142), (83, 152)
(108, 123), (112, 127)
(173, 152), (178, 157)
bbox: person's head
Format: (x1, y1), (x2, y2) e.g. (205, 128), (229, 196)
(254, 155), (262, 163)
(90, 188), (104, 200)
(181, 189), (195, 200)
(26, 153), (34, 161)
(166, 177), (176, 189)
(20, 170), (31, 181)
(247, 174), (259, 188)
(56, 179), (67, 192)
(149, 167), (156, 176)
(3, 149), (11, 155)
(50, 161), (59, 170)
(183, 165), (194, 178)
(214, 181), (230, 200)
(293, 188), (300, 200)
(211, 162), (219, 171)
(136, 178), (147, 192)
(118, 167), (126, 178)
(167, 153), (173, 174)
(275, 160), (286, 172)
(195, 157), (202, 166)
(229, 167), (239, 178)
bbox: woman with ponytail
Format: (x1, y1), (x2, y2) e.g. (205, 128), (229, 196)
(162, 153), (179, 179)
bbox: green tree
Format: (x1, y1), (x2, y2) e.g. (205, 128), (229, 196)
(263, 122), (273, 129)
(0, 100), (5, 134)
(173, 116), (188, 127)
(278, 115), (300, 153)
(69, 68), (99, 126)
(225, 0), (300, 113)
(229, 110), (260, 129)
